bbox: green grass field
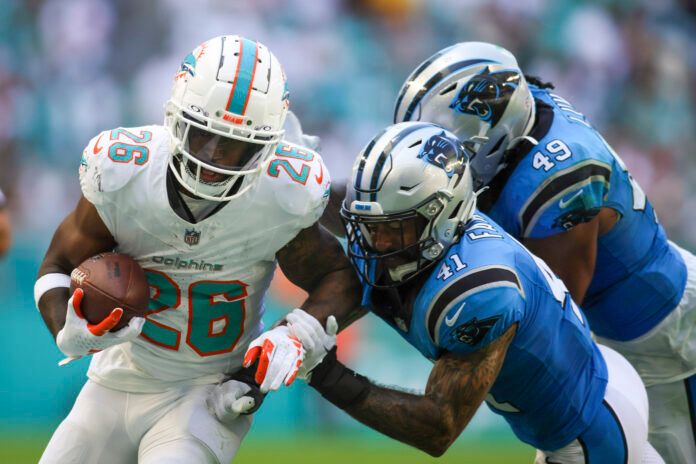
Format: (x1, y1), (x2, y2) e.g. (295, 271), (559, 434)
(0, 434), (534, 464)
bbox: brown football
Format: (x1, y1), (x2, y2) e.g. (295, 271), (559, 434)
(69, 252), (150, 331)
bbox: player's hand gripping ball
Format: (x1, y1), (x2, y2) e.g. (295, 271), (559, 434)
(57, 253), (149, 363)
(69, 252), (150, 331)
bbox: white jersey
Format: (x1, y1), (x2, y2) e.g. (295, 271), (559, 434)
(78, 125), (330, 392)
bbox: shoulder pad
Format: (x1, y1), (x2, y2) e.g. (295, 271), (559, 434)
(426, 265), (525, 346)
(494, 110), (615, 238)
(79, 126), (167, 205)
(266, 142), (331, 227)
(429, 267), (525, 354)
(518, 158), (611, 238)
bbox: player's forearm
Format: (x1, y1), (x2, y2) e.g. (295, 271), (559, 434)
(308, 351), (470, 457)
(36, 256), (75, 338)
(300, 267), (365, 330)
(37, 287), (70, 338)
(342, 384), (461, 457)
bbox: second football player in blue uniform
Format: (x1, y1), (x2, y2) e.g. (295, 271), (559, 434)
(394, 42), (696, 463)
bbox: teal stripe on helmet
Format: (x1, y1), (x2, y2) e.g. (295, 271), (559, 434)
(227, 38), (258, 115)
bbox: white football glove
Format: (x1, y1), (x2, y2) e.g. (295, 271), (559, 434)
(286, 309), (338, 379)
(56, 288), (145, 365)
(243, 325), (304, 393)
(206, 380), (256, 424)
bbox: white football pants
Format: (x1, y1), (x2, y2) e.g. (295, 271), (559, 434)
(598, 243), (696, 463)
(39, 380), (251, 464)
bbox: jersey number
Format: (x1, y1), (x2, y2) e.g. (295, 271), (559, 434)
(268, 145), (314, 185)
(531, 139), (572, 172)
(141, 270), (247, 356)
(107, 128), (151, 166)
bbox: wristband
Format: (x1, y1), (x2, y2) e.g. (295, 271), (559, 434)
(308, 347), (370, 409)
(34, 273), (71, 308)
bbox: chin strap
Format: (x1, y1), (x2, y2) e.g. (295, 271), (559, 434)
(387, 261), (418, 282)
(508, 135), (539, 148)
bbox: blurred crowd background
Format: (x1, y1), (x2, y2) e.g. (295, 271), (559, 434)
(1, 0), (695, 462)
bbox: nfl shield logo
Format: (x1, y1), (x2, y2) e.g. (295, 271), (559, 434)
(184, 228), (201, 246)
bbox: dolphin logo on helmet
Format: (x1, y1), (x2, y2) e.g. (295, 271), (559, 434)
(178, 53), (197, 78)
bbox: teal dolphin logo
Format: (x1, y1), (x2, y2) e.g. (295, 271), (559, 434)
(179, 53), (197, 77)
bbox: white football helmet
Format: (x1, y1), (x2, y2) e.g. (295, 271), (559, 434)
(165, 35), (289, 201)
(341, 122), (476, 287)
(394, 42), (535, 187)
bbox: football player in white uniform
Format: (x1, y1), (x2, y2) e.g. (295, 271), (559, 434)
(35, 35), (360, 464)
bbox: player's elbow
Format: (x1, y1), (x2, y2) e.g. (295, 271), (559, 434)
(419, 422), (458, 457)
(422, 436), (454, 457)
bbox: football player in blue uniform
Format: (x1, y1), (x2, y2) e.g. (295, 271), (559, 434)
(292, 122), (662, 463)
(392, 42), (696, 464)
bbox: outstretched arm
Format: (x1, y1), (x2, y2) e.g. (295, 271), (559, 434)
(310, 324), (517, 457)
(242, 222), (364, 392)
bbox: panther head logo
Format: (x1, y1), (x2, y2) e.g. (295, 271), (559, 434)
(417, 132), (465, 178)
(449, 67), (521, 127)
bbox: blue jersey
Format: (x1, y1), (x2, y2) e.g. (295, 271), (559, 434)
(361, 213), (608, 451)
(481, 87), (686, 341)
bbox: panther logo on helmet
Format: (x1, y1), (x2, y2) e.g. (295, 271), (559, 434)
(449, 67), (521, 127)
(417, 132), (465, 178)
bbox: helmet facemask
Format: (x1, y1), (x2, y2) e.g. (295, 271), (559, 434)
(342, 123), (477, 289)
(341, 194), (450, 288)
(167, 106), (273, 200)
(165, 35), (288, 202)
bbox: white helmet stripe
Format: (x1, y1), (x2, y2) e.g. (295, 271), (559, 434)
(393, 45), (458, 120)
(356, 123), (431, 201)
(354, 127), (389, 202)
(397, 58), (497, 122)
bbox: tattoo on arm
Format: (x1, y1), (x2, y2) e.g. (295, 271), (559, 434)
(277, 223), (364, 329)
(341, 324), (517, 457)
